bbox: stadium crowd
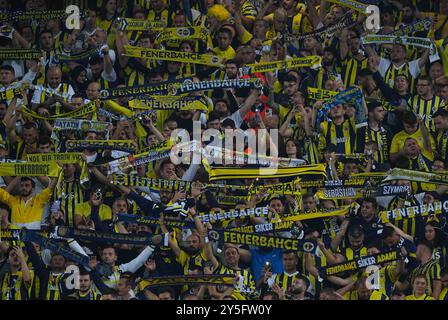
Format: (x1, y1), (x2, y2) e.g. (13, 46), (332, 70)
(1, 0), (448, 301)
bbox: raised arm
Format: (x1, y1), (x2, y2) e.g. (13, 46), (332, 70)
(119, 245), (156, 273)
(331, 218), (350, 252)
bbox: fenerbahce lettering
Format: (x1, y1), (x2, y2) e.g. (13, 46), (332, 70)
(324, 250), (401, 276)
(198, 207), (269, 223)
(124, 46), (222, 66)
(208, 230), (318, 254)
(380, 200), (448, 223)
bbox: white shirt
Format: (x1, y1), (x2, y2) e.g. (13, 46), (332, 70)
(378, 57), (420, 87)
(31, 83), (75, 104)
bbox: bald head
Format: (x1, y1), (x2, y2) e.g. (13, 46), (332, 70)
(86, 82), (101, 100)
(47, 66), (62, 88)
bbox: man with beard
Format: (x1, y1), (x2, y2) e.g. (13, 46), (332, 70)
(338, 28), (369, 88)
(402, 137), (434, 172)
(332, 225), (368, 262)
(263, 250), (302, 293)
(0, 246), (33, 300)
(348, 198), (383, 247)
(318, 102), (357, 157)
(208, 59), (239, 99)
(408, 76), (447, 131)
(313, 47), (342, 89)
(400, 2), (417, 25)
(205, 242), (257, 299)
(163, 207), (208, 275)
(355, 101), (392, 170)
(0, 176), (58, 229)
(368, 43), (429, 95)
(77, 269), (102, 300)
(24, 241), (68, 300)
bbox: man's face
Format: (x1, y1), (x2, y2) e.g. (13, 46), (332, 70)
(7, 250), (21, 267)
(20, 180), (34, 197)
(50, 255), (65, 270)
(430, 63), (444, 80)
(349, 235), (364, 250)
(264, 114), (279, 129)
(117, 279), (130, 296)
(343, 163), (358, 176)
(394, 75), (408, 92)
(441, 86), (448, 102)
(282, 253), (297, 271)
(86, 83), (100, 100)
(63, 164), (76, 178)
(217, 32), (231, 50)
(22, 127), (37, 144)
(401, 6), (414, 23)
(139, 37), (152, 48)
(273, 12), (287, 31)
(303, 197), (316, 210)
(185, 235), (201, 255)
(85, 132), (97, 140)
(284, 81), (299, 97)
(0, 69), (14, 85)
(38, 143), (52, 154)
(330, 104), (344, 118)
(357, 283), (371, 300)
(167, 61), (181, 73)
(413, 278), (427, 295)
(403, 122), (418, 134)
(390, 45), (406, 63)
(173, 14), (186, 27)
(269, 199), (284, 214)
(160, 163), (176, 179)
(79, 274), (91, 292)
(323, 51), (335, 66)
(360, 201), (375, 221)
(159, 189), (173, 204)
(72, 97), (84, 109)
(416, 80), (431, 96)
(225, 63), (238, 79)
(40, 32), (53, 50)
(151, 0), (164, 11)
(215, 101), (228, 116)
(224, 247), (240, 266)
(253, 20), (267, 38)
(22, 28), (34, 43)
(207, 119), (220, 130)
(93, 30), (107, 44)
(90, 63), (103, 78)
(330, 6), (344, 17)
(370, 106), (386, 122)
(404, 138), (420, 157)
(101, 248), (117, 265)
(384, 232), (399, 247)
(240, 47), (257, 65)
(158, 292), (173, 300)
(349, 37), (361, 54)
